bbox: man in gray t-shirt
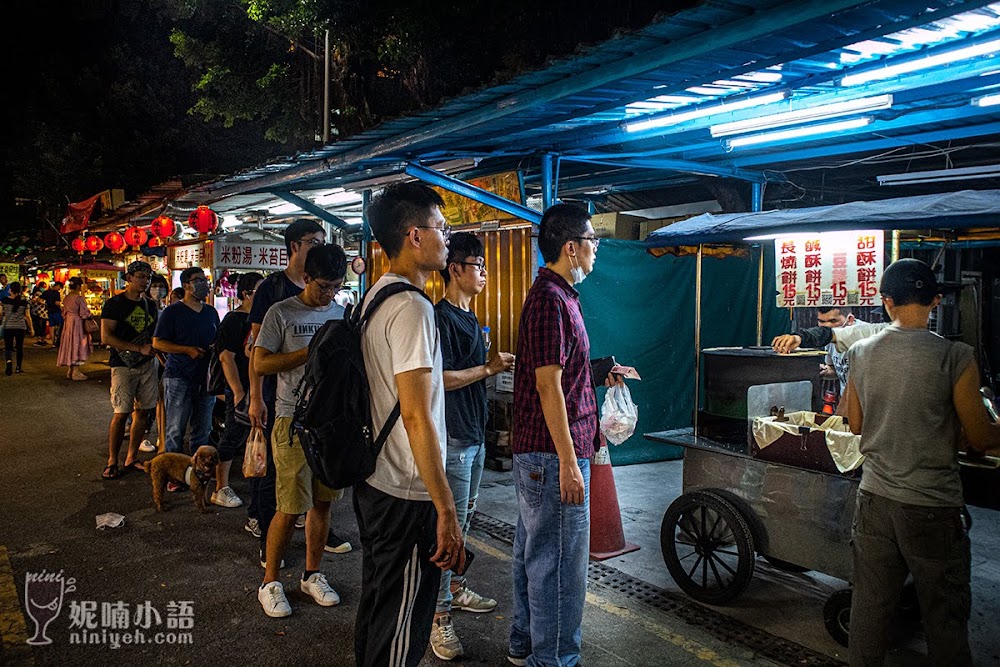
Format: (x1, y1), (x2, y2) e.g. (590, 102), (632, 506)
(845, 259), (1000, 667)
(252, 245), (348, 619)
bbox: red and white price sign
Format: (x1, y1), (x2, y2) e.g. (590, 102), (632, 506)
(774, 230), (883, 308)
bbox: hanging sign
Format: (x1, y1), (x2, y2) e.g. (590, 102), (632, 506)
(0, 263), (20, 281)
(213, 242), (288, 270)
(774, 230), (883, 308)
(168, 241), (208, 270)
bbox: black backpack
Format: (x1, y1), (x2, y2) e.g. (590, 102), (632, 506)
(292, 281), (430, 490)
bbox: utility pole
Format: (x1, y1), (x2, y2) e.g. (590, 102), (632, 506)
(323, 29), (331, 145)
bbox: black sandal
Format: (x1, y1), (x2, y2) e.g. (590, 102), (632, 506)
(102, 464), (120, 480)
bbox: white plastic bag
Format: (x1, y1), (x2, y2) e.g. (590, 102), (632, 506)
(600, 384), (638, 445)
(243, 427), (268, 478)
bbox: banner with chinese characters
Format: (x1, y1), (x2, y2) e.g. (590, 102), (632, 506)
(0, 263), (20, 281)
(167, 241), (208, 270)
(775, 230), (884, 308)
(213, 242), (288, 270)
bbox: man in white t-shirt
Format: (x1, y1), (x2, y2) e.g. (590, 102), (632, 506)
(355, 182), (465, 667)
(253, 244), (348, 618)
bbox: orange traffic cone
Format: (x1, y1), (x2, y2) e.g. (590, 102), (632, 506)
(589, 437), (640, 561)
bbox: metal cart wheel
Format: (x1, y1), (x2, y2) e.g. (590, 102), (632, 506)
(823, 588), (852, 647)
(660, 490), (756, 605)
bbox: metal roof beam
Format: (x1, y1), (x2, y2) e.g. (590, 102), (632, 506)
(205, 0), (876, 199)
(444, 0), (1000, 154)
(561, 156), (771, 183)
(403, 163), (542, 224)
(272, 192), (352, 229)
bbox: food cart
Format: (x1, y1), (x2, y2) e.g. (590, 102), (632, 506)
(642, 189), (1000, 646)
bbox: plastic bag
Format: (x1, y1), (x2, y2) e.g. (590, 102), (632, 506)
(600, 384), (638, 445)
(96, 513), (125, 530)
(243, 427), (268, 478)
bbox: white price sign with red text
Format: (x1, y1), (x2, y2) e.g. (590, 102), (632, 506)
(774, 230), (884, 308)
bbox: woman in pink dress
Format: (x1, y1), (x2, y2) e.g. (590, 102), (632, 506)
(57, 277), (92, 380)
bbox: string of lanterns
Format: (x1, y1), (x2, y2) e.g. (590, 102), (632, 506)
(68, 210), (216, 256)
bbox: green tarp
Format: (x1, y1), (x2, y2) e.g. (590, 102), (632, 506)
(579, 240), (790, 466)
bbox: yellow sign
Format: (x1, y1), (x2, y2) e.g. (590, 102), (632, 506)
(0, 263), (20, 281)
(435, 172), (522, 226)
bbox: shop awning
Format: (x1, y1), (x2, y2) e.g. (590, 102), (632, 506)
(644, 190), (1000, 248)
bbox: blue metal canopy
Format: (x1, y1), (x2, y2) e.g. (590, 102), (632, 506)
(644, 189), (1000, 246)
(163, 0), (1000, 223)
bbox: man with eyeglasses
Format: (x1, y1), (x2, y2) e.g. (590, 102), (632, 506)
(509, 203), (603, 667)
(152, 267), (221, 468)
(429, 232), (515, 660)
(245, 219), (351, 564)
(253, 244), (349, 618)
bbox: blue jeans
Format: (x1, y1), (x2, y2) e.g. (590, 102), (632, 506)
(436, 441), (486, 613)
(162, 377), (216, 454)
(509, 453), (591, 667)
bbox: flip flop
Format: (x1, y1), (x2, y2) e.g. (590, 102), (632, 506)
(102, 464), (120, 480)
(123, 461), (145, 474)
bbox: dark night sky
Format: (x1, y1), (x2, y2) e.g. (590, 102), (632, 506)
(5, 0), (693, 234)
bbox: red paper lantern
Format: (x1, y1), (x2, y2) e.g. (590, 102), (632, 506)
(37, 272), (50, 282)
(123, 226), (148, 248)
(188, 205), (219, 236)
(148, 236), (162, 249)
(150, 215), (176, 239)
(103, 232), (126, 254)
(71, 237), (86, 254)
(85, 235), (104, 253)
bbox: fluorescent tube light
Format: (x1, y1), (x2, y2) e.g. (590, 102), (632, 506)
(973, 92), (1000, 107)
(877, 163), (1000, 186)
(314, 190), (363, 206)
(267, 202), (301, 215)
(625, 92), (787, 133)
(710, 94), (892, 137)
(841, 38), (1000, 86)
(726, 117), (872, 148)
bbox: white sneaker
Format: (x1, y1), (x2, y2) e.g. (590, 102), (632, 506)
(211, 486), (243, 508)
(452, 584), (497, 613)
(259, 549), (285, 569)
(430, 614), (464, 660)
(139, 440), (157, 453)
(258, 581), (291, 618)
(294, 514), (306, 529)
(300, 572), (340, 607)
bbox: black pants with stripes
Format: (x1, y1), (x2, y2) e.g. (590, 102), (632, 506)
(353, 481), (441, 667)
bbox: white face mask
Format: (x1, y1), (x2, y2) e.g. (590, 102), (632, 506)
(570, 254), (587, 285)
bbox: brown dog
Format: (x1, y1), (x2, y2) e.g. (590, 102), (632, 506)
(144, 445), (219, 513)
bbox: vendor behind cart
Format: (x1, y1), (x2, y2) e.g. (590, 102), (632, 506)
(843, 258), (1000, 667)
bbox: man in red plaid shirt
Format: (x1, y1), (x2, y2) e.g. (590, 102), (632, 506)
(508, 203), (600, 667)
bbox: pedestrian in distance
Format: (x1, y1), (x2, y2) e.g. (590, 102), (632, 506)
(354, 182), (465, 667)
(2, 282), (34, 375)
(100, 261), (159, 480)
(41, 281), (64, 348)
(57, 277), (93, 381)
(429, 232), (514, 661)
(30, 284), (48, 346)
(254, 245), (348, 618)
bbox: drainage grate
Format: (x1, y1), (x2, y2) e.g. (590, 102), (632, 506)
(471, 513), (844, 667)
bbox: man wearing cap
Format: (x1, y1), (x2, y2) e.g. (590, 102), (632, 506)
(845, 258), (1000, 666)
(100, 261), (159, 479)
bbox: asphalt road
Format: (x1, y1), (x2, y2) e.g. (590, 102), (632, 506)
(0, 345), (804, 667)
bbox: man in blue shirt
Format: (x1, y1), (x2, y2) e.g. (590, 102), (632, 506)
(153, 267), (220, 479)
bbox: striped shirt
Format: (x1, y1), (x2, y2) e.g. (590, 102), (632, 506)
(1, 297), (30, 330)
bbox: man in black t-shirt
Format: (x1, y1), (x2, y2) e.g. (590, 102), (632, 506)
(99, 261), (158, 480)
(429, 233), (514, 660)
(42, 282), (63, 346)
